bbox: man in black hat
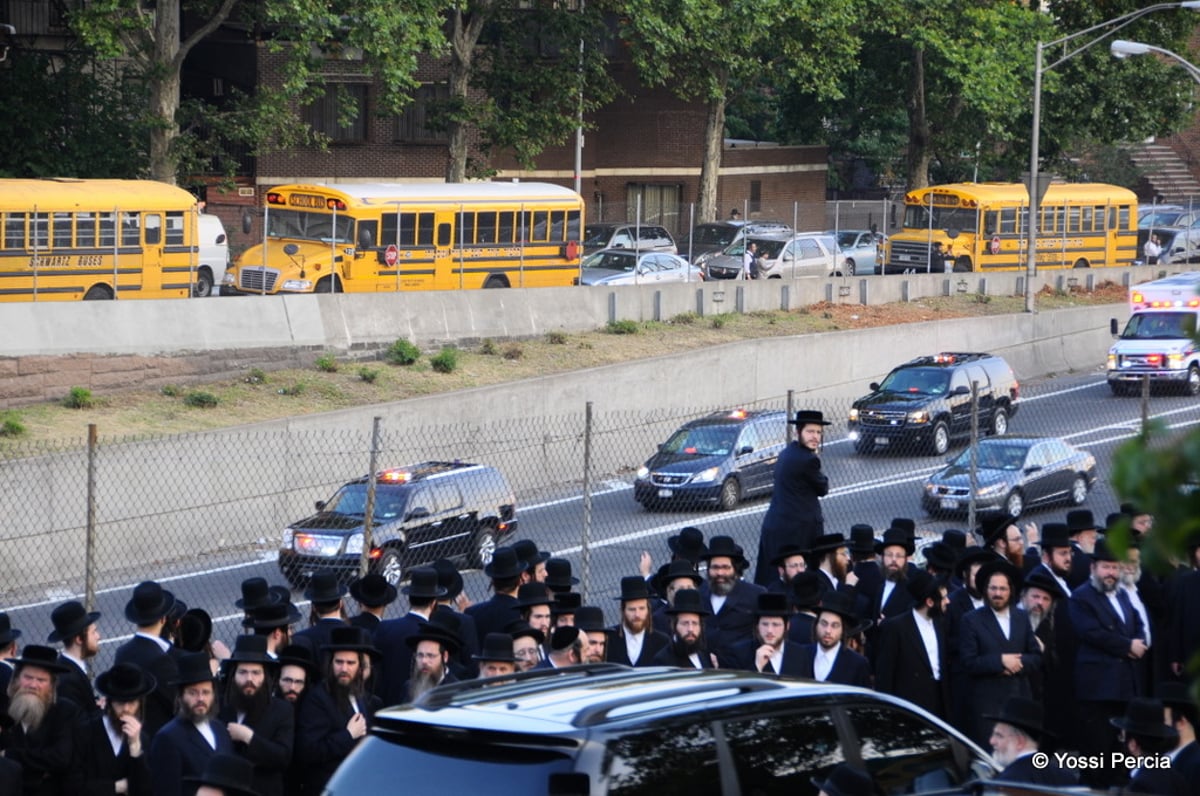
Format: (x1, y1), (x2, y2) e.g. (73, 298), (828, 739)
(473, 633), (518, 680)
(650, 559), (703, 636)
(295, 627), (380, 793)
(808, 533), (859, 598)
(218, 636), (293, 796)
(543, 558), (580, 595)
(665, 526), (708, 567)
(67, 662), (155, 796)
(1160, 680), (1200, 783)
(291, 571), (348, 661)
(724, 593), (807, 677)
(405, 621), (461, 701)
(47, 598), (102, 718)
(1065, 509), (1099, 589)
(847, 524), (882, 605)
(431, 558), (480, 669)
(512, 539), (550, 585)
(875, 570), (949, 720)
(509, 620), (544, 673)
(985, 696), (1077, 786)
(184, 753), (259, 796)
(515, 582), (554, 641)
(0, 644), (79, 796)
(960, 559), (1042, 747)
(698, 537), (765, 663)
(651, 589), (715, 669)
(980, 515), (1030, 571)
(870, 527), (914, 625)
(607, 576), (671, 667)
(786, 571), (822, 644)
(764, 543), (808, 597)
(273, 645), (314, 708)
(1111, 697), (1187, 794)
(1018, 570), (1067, 706)
(465, 546), (526, 646)
(550, 592), (581, 629)
(574, 607), (609, 664)
(943, 545), (999, 736)
(114, 580), (182, 739)
(245, 599), (302, 661)
(754, 409), (831, 587)
(0, 612), (21, 715)
(373, 566), (445, 707)
(235, 578), (280, 623)
(535, 626), (583, 670)
(149, 651), (234, 796)
(347, 573), (397, 632)
(796, 593), (871, 687)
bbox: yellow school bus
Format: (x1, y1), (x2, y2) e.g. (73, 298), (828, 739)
(226, 182), (585, 295)
(0, 178), (210, 301)
(883, 182), (1138, 274)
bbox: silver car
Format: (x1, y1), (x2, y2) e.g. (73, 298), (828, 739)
(704, 232), (847, 280)
(576, 249), (703, 285)
(830, 229), (887, 276)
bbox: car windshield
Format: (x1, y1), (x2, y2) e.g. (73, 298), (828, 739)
(902, 204), (979, 234)
(686, 225), (737, 246)
(323, 483), (409, 521)
(662, 425), (739, 456)
(1121, 312), (1198, 339)
(582, 251), (637, 272)
(1140, 211), (1185, 228)
(878, 367), (949, 395)
(582, 225), (619, 247)
(835, 232), (861, 248)
(953, 443), (1028, 471)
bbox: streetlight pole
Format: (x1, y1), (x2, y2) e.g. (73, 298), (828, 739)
(1026, 2), (1200, 313)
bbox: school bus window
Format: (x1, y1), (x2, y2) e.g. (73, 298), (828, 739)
(418, 212), (435, 246)
(145, 214), (162, 245)
(77, 213), (97, 248)
(52, 212), (72, 248)
(166, 212), (185, 245)
(456, 211), (476, 244)
(477, 212), (496, 243)
(498, 212), (514, 244)
(999, 208), (1016, 235)
(567, 210), (580, 240)
(1067, 206), (1081, 234)
(3, 214), (20, 249)
(30, 212), (48, 248)
(530, 211), (550, 242)
(121, 212), (140, 246)
(1118, 206), (1130, 227)
(99, 212), (117, 247)
(437, 222), (451, 248)
(1081, 206), (1094, 232)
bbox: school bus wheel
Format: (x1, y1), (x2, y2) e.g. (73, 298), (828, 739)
(482, 275), (510, 289)
(83, 285), (114, 300)
(952, 256), (972, 272)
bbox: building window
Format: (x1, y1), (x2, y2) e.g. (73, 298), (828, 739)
(624, 184), (681, 231)
(395, 83), (450, 143)
(749, 180), (762, 214)
(304, 83), (369, 143)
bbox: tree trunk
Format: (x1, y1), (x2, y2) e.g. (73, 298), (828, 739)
(149, 0), (182, 184)
(905, 45), (931, 190)
(697, 79), (727, 223)
(445, 7), (489, 183)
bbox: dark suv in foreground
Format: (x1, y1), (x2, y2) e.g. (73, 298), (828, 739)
(848, 352), (1020, 456)
(325, 666), (996, 796)
(277, 461), (517, 587)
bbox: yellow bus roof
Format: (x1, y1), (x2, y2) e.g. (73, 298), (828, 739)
(0, 179), (200, 212)
(277, 182), (583, 207)
(907, 182), (1138, 204)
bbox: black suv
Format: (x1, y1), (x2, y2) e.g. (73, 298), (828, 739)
(325, 666), (996, 795)
(848, 352), (1020, 456)
(277, 461), (517, 587)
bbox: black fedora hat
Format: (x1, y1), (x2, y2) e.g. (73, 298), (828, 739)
(904, 569), (942, 604)
(515, 582), (553, 608)
(955, 546), (1002, 583)
(875, 527), (915, 556)
(484, 546), (526, 580)
(544, 558), (579, 591)
(432, 558), (464, 601)
(225, 634), (275, 666)
(1091, 538), (1119, 562)
(665, 588), (712, 617)
(789, 409), (832, 427)
(1039, 522), (1072, 550)
(847, 524), (876, 555)
(513, 539), (551, 570)
(941, 529), (967, 553)
(124, 580), (176, 625)
(1111, 698), (1178, 740)
(473, 632), (517, 663)
(790, 571), (823, 610)
(242, 600), (302, 630)
(405, 620), (463, 654)
(922, 542), (957, 573)
(170, 652), (219, 686)
(974, 559), (1023, 597)
(401, 567), (448, 600)
(615, 575), (652, 603)
(350, 573), (399, 607)
(810, 764), (873, 796)
(179, 609), (214, 653)
(1157, 680), (1198, 712)
(816, 592), (860, 625)
(1066, 509), (1098, 535)
(808, 533), (847, 556)
(667, 527), (708, 563)
(652, 559), (703, 596)
(753, 592), (792, 619)
(268, 585), (293, 605)
(505, 619), (545, 646)
(235, 577), (280, 611)
(47, 600), (101, 644)
(890, 517), (917, 537)
(1023, 570), (1068, 601)
(95, 662), (157, 701)
(303, 570), (348, 603)
(166, 597), (189, 625)
(979, 515), (1015, 546)
(322, 626), (380, 657)
(7, 644), (71, 674)
(0, 612), (21, 646)
(276, 644), (318, 677)
(551, 592), (583, 616)
(700, 535), (749, 569)
(548, 625), (581, 653)
(184, 754), (260, 796)
(573, 606), (607, 633)
(984, 696), (1053, 741)
(770, 542), (809, 567)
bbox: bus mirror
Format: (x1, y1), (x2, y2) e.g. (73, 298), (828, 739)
(358, 228), (374, 250)
(1110, 318), (1119, 337)
(283, 243), (299, 256)
(242, 210), (255, 235)
(945, 228), (960, 240)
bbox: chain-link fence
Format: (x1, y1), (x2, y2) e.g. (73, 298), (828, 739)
(588, 200), (900, 240)
(2, 372), (1158, 673)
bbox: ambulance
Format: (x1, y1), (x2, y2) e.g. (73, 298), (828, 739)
(1108, 272), (1200, 395)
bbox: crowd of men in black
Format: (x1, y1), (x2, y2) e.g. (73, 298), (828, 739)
(0, 503), (1199, 795)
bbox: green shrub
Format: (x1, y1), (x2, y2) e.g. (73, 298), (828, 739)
(430, 347), (459, 373)
(0, 411), (26, 437)
(184, 390), (219, 408)
(358, 367), (380, 383)
(278, 383), (306, 396)
(64, 386), (93, 409)
(503, 344), (524, 360)
(480, 339), (498, 356)
(710, 315), (728, 329)
(315, 353), (339, 373)
(545, 330), (568, 345)
(385, 339), (421, 366)
(161, 385), (181, 398)
(605, 319), (639, 335)
(670, 311), (699, 325)
(245, 368), (267, 384)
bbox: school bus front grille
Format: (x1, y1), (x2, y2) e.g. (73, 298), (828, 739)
(239, 267), (279, 293)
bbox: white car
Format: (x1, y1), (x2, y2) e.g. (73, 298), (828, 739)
(704, 232), (848, 280)
(576, 249), (703, 285)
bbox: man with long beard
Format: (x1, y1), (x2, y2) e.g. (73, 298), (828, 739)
(699, 537), (765, 663)
(404, 623), (460, 701)
(0, 645), (78, 796)
(651, 589), (715, 669)
(875, 570), (950, 720)
(149, 652), (234, 796)
(217, 636), (294, 796)
(47, 599), (102, 719)
(606, 576), (670, 667)
(67, 662), (155, 795)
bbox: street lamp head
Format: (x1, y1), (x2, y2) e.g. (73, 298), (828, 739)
(1111, 40), (1152, 59)
(1182, 1), (1200, 9)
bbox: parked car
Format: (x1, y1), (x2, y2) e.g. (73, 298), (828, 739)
(634, 408), (787, 510)
(325, 666), (999, 795)
(829, 229), (886, 275)
(277, 461), (517, 587)
(581, 222), (676, 255)
(1138, 204), (1190, 228)
(703, 232), (847, 280)
(576, 249), (702, 286)
(848, 352), (1020, 456)
(678, 220), (793, 266)
(922, 435), (1096, 519)
(1135, 226), (1200, 265)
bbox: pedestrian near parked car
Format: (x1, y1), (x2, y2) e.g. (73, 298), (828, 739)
(1145, 234), (1162, 265)
(795, 592), (871, 687)
(985, 697), (1078, 786)
(723, 593), (807, 677)
(742, 241), (758, 280)
(754, 409), (831, 587)
(607, 576), (671, 667)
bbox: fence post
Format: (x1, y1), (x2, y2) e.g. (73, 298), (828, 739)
(581, 402), (594, 601)
(786, 390), (795, 442)
(85, 424), (98, 614)
(360, 416), (382, 577)
(967, 382), (979, 534)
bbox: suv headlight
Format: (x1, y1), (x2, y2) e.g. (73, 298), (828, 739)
(691, 466), (720, 483)
(908, 410), (930, 424)
(848, 408), (859, 422)
(345, 533), (364, 555)
(636, 466), (650, 480)
(281, 528), (294, 549)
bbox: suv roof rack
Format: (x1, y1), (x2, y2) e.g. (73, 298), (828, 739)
(903, 352), (992, 367)
(412, 663), (633, 710)
(571, 673), (786, 728)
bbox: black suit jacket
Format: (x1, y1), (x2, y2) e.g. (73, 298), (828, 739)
(113, 635), (180, 738)
(56, 655), (100, 719)
(650, 643), (715, 669)
(295, 683), (380, 795)
(724, 638), (810, 678)
(786, 613), (816, 645)
(995, 753), (1079, 787)
(1069, 581), (1145, 702)
(795, 643), (871, 687)
(66, 713), (153, 796)
(874, 611), (949, 720)
(218, 696), (295, 796)
(1168, 570), (1200, 673)
(606, 626), (671, 667)
(348, 612), (381, 632)
(0, 699), (79, 796)
(959, 606), (1042, 701)
(373, 612), (429, 707)
(148, 717), (234, 796)
(700, 579), (765, 662)
(755, 442), (827, 586)
(464, 594), (521, 647)
(292, 618), (348, 663)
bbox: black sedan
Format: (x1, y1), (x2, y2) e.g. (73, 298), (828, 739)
(921, 435), (1096, 519)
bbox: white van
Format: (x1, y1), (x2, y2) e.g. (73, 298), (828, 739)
(195, 214), (229, 297)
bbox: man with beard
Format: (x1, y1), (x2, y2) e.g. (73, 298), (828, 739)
(114, 581), (182, 739)
(870, 527), (914, 624)
(1018, 571), (1067, 706)
(515, 582), (554, 642)
(47, 599), (102, 719)
(764, 543), (808, 596)
(1065, 509), (1099, 589)
(944, 546), (1000, 737)
(754, 410), (831, 587)
(1070, 539), (1147, 788)
(651, 589), (715, 669)
(808, 533), (860, 597)
(796, 592), (871, 687)
(295, 627), (381, 794)
(149, 652), (234, 796)
(960, 560), (1042, 748)
(1119, 541), (1158, 695)
(984, 697), (1078, 786)
(650, 559), (703, 636)
(67, 662), (155, 796)
(607, 577), (671, 667)
(273, 645), (314, 707)
(725, 593), (808, 677)
(0, 645), (78, 796)
(874, 570), (950, 720)
(217, 636), (293, 796)
(699, 537), (765, 663)
(573, 607), (609, 664)
(405, 622), (460, 701)
(473, 633), (519, 681)
(373, 566), (445, 707)
(1023, 521), (1078, 745)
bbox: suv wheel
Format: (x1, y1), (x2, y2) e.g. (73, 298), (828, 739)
(378, 549), (404, 586)
(929, 421), (950, 456)
(717, 477), (741, 511)
(1185, 365), (1200, 396)
(990, 406), (1009, 436)
(1003, 490), (1024, 519)
(471, 525), (498, 568)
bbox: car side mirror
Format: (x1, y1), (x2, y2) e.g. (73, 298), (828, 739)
(738, 445), (754, 456)
(242, 210), (255, 235)
(405, 507), (431, 521)
(952, 385), (970, 395)
(869, 382), (880, 391)
(315, 500), (326, 511)
(1024, 465), (1042, 475)
(1110, 318), (1119, 337)
(358, 228), (374, 250)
